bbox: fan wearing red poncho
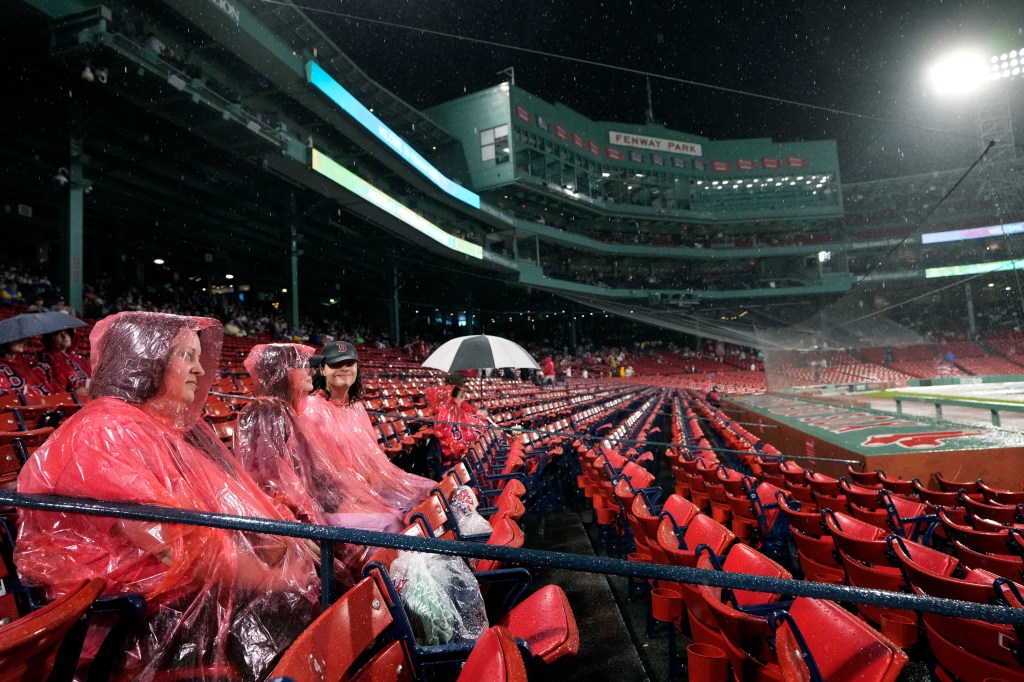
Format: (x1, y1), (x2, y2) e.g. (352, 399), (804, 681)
(299, 341), (435, 517)
(15, 312), (320, 681)
(428, 372), (487, 466)
(235, 344), (404, 541)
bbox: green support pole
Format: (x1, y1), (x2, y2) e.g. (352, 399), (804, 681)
(288, 194), (299, 330)
(388, 253), (400, 348)
(67, 136), (84, 313)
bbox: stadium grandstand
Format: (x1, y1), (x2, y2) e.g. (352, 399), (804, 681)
(3, 0), (1024, 680)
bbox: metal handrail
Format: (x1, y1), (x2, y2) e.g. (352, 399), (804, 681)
(2, 491), (1022, 624)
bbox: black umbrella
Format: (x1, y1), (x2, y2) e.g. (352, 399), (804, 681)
(0, 312), (87, 345)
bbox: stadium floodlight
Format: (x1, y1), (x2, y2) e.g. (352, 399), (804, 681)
(928, 49), (997, 95)
(153, 258), (165, 265)
(991, 49), (1024, 81)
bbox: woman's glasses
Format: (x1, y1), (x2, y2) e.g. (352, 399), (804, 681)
(173, 349), (198, 363)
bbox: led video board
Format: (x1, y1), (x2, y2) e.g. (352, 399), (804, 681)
(311, 148), (483, 260)
(921, 221), (1024, 245)
(925, 258), (1024, 278)
(306, 61), (481, 210)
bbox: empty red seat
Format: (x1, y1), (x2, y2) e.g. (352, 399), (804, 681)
(269, 576), (398, 681)
(777, 492), (825, 537)
(0, 578), (106, 681)
(933, 471), (982, 493)
(846, 465), (882, 488)
(979, 481), (1024, 506)
(938, 508), (1019, 555)
(774, 597), (908, 682)
(457, 626), (528, 682)
(494, 584), (579, 664)
(686, 544), (790, 654)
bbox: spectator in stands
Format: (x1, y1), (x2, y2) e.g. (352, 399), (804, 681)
(542, 355), (556, 386)
(36, 329), (91, 392)
(706, 385), (722, 408)
(302, 340), (433, 516)
(15, 312), (319, 680)
(224, 318), (246, 337)
(0, 280), (23, 302)
(0, 338), (53, 398)
(236, 343), (400, 582)
(428, 371), (487, 466)
(26, 295), (46, 312)
(50, 296), (76, 316)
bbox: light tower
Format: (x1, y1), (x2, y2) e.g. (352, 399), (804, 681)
(927, 47), (1023, 163)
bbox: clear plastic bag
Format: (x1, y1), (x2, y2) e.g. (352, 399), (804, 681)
(449, 485), (492, 537)
(390, 551), (489, 646)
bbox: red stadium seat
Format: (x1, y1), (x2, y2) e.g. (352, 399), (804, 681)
(0, 412), (53, 449)
(456, 626), (528, 682)
(846, 465), (882, 488)
(839, 478), (885, 509)
(879, 490), (938, 543)
(493, 585), (579, 664)
(0, 578), (106, 682)
(938, 507), (1021, 555)
(933, 471), (982, 494)
(824, 510), (890, 567)
(912, 478), (961, 508)
(686, 544), (791, 654)
(773, 597), (908, 682)
(268, 574), (427, 682)
(960, 493), (1024, 526)
(978, 481), (1024, 506)
(657, 513), (737, 569)
(777, 492), (825, 537)
(791, 527), (844, 576)
(877, 471), (916, 497)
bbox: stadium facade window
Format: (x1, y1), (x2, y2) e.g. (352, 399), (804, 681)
(481, 124), (510, 164)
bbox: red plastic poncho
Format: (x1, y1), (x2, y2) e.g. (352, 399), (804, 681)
(427, 386), (485, 464)
(238, 344), (330, 524)
(299, 395), (421, 521)
(238, 343), (401, 532)
(16, 312), (319, 681)
(300, 393), (434, 516)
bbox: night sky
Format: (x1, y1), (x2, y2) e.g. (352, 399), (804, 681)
(298, 0), (1024, 181)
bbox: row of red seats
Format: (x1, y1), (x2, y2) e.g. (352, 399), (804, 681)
(664, 392), (1024, 680)
(578, 408), (910, 681)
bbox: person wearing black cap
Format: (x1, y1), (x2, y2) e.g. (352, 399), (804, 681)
(301, 340), (435, 514)
(310, 340), (361, 404)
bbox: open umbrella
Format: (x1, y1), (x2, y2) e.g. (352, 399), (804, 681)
(0, 311), (86, 345)
(421, 334), (539, 372)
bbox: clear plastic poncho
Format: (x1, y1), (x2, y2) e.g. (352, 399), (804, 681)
(236, 344), (400, 577)
(15, 312), (320, 681)
(300, 393), (435, 517)
(238, 344), (337, 524)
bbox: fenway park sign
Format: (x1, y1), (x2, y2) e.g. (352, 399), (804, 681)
(608, 131), (702, 156)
